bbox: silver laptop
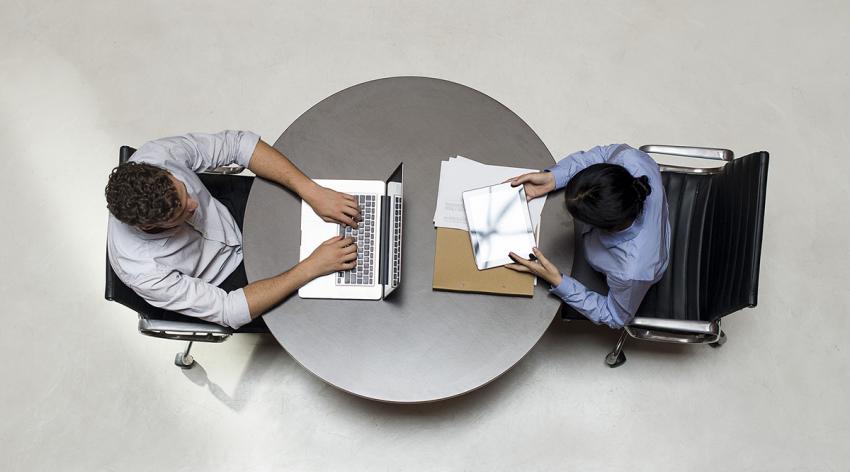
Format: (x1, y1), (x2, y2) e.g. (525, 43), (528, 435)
(298, 163), (404, 300)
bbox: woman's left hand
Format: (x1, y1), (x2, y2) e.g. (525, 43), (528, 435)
(506, 247), (563, 287)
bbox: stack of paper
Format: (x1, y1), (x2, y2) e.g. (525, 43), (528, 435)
(433, 156), (547, 231)
(431, 155), (547, 296)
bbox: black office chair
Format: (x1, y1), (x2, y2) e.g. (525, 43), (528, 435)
(560, 145), (769, 367)
(104, 146), (269, 369)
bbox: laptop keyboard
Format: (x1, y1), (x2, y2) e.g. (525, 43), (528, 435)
(336, 194), (376, 286)
(392, 195), (402, 287)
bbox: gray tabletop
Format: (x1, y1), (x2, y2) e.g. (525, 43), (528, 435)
(244, 77), (574, 403)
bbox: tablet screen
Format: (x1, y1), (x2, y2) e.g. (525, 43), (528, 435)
(462, 183), (536, 270)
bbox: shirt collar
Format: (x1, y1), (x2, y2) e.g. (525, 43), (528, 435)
(131, 224), (180, 240)
(597, 217), (642, 248)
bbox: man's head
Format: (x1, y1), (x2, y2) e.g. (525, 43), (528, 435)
(105, 162), (198, 231)
(564, 163), (651, 232)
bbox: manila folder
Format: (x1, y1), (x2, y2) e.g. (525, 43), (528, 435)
(432, 227), (534, 297)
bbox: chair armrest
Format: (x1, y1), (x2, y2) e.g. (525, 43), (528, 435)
(656, 163), (725, 175)
(206, 165), (245, 175)
(625, 317), (721, 344)
(640, 145), (734, 161)
(138, 316), (232, 343)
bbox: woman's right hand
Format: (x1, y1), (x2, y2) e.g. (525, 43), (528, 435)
(507, 171), (556, 200)
(303, 235), (357, 278)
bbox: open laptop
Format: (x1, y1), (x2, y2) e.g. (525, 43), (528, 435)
(298, 163), (404, 299)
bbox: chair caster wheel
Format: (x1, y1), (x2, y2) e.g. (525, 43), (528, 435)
(710, 331), (727, 348)
(175, 352), (195, 369)
(605, 350), (626, 368)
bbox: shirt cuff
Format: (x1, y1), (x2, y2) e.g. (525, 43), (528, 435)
(544, 163), (570, 190)
(548, 274), (583, 300)
(236, 131), (261, 167)
(223, 287), (253, 329)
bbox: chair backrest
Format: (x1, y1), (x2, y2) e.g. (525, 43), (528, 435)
(105, 145), (170, 316)
(567, 151), (770, 324)
(637, 171), (713, 320)
(700, 151), (770, 320)
(119, 145), (136, 165)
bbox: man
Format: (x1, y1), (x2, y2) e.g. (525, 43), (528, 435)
(106, 130), (359, 329)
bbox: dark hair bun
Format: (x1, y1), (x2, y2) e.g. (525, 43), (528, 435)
(564, 163), (650, 231)
(632, 175), (651, 202)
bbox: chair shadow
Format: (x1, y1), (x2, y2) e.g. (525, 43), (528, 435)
(181, 334), (287, 412)
(184, 318), (708, 418)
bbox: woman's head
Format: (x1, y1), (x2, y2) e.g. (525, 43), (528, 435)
(564, 164), (651, 231)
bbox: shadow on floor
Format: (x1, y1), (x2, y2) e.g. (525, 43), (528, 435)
(181, 334), (288, 412)
(183, 318), (716, 417)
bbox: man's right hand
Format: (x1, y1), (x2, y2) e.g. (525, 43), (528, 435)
(507, 171), (556, 200)
(303, 235), (357, 278)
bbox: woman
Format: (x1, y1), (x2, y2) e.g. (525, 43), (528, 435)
(506, 144), (671, 328)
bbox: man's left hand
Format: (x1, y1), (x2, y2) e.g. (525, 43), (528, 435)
(506, 247), (563, 287)
(305, 185), (361, 228)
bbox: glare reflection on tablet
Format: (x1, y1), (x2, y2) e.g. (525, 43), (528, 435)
(462, 183), (536, 270)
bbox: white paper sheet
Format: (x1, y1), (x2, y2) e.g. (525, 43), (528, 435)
(434, 155), (547, 232)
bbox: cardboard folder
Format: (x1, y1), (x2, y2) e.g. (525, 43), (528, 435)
(432, 227), (534, 297)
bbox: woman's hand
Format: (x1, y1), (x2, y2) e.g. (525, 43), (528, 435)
(304, 184), (361, 228)
(302, 236), (357, 278)
(506, 171), (555, 200)
(506, 247), (563, 286)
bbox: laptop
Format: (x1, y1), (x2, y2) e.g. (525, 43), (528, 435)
(298, 163), (404, 300)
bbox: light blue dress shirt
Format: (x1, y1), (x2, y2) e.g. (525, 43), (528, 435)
(546, 144), (671, 328)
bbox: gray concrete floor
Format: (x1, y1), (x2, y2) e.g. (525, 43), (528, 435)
(2, 1), (848, 470)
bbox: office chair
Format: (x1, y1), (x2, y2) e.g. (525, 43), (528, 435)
(560, 145), (769, 367)
(104, 146), (269, 369)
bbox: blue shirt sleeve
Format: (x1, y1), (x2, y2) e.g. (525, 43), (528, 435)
(546, 144), (623, 190)
(549, 274), (652, 328)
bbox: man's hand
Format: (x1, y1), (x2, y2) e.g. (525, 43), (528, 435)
(302, 236), (358, 278)
(506, 171), (556, 200)
(304, 185), (362, 228)
(506, 247), (563, 286)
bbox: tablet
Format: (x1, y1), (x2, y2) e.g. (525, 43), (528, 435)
(462, 183), (537, 270)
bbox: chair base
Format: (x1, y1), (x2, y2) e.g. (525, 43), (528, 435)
(709, 330), (727, 348)
(605, 330), (629, 368)
(174, 341), (196, 369)
(605, 350), (627, 368)
(604, 325), (726, 368)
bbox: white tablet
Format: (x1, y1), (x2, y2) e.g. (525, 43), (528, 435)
(462, 183), (537, 270)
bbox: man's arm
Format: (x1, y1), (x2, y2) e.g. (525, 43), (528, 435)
(245, 140), (315, 198)
(131, 270), (254, 330)
(128, 235), (357, 328)
(243, 235), (357, 316)
(132, 130), (260, 172)
(247, 140), (362, 228)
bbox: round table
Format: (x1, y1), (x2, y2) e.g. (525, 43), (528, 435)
(244, 77), (574, 403)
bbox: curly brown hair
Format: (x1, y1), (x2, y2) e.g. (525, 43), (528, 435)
(105, 162), (180, 226)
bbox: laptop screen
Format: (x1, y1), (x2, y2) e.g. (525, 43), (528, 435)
(381, 163), (404, 296)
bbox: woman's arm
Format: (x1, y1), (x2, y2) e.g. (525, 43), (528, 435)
(506, 247), (649, 328)
(507, 144), (625, 200)
(549, 275), (651, 328)
(546, 144), (623, 190)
